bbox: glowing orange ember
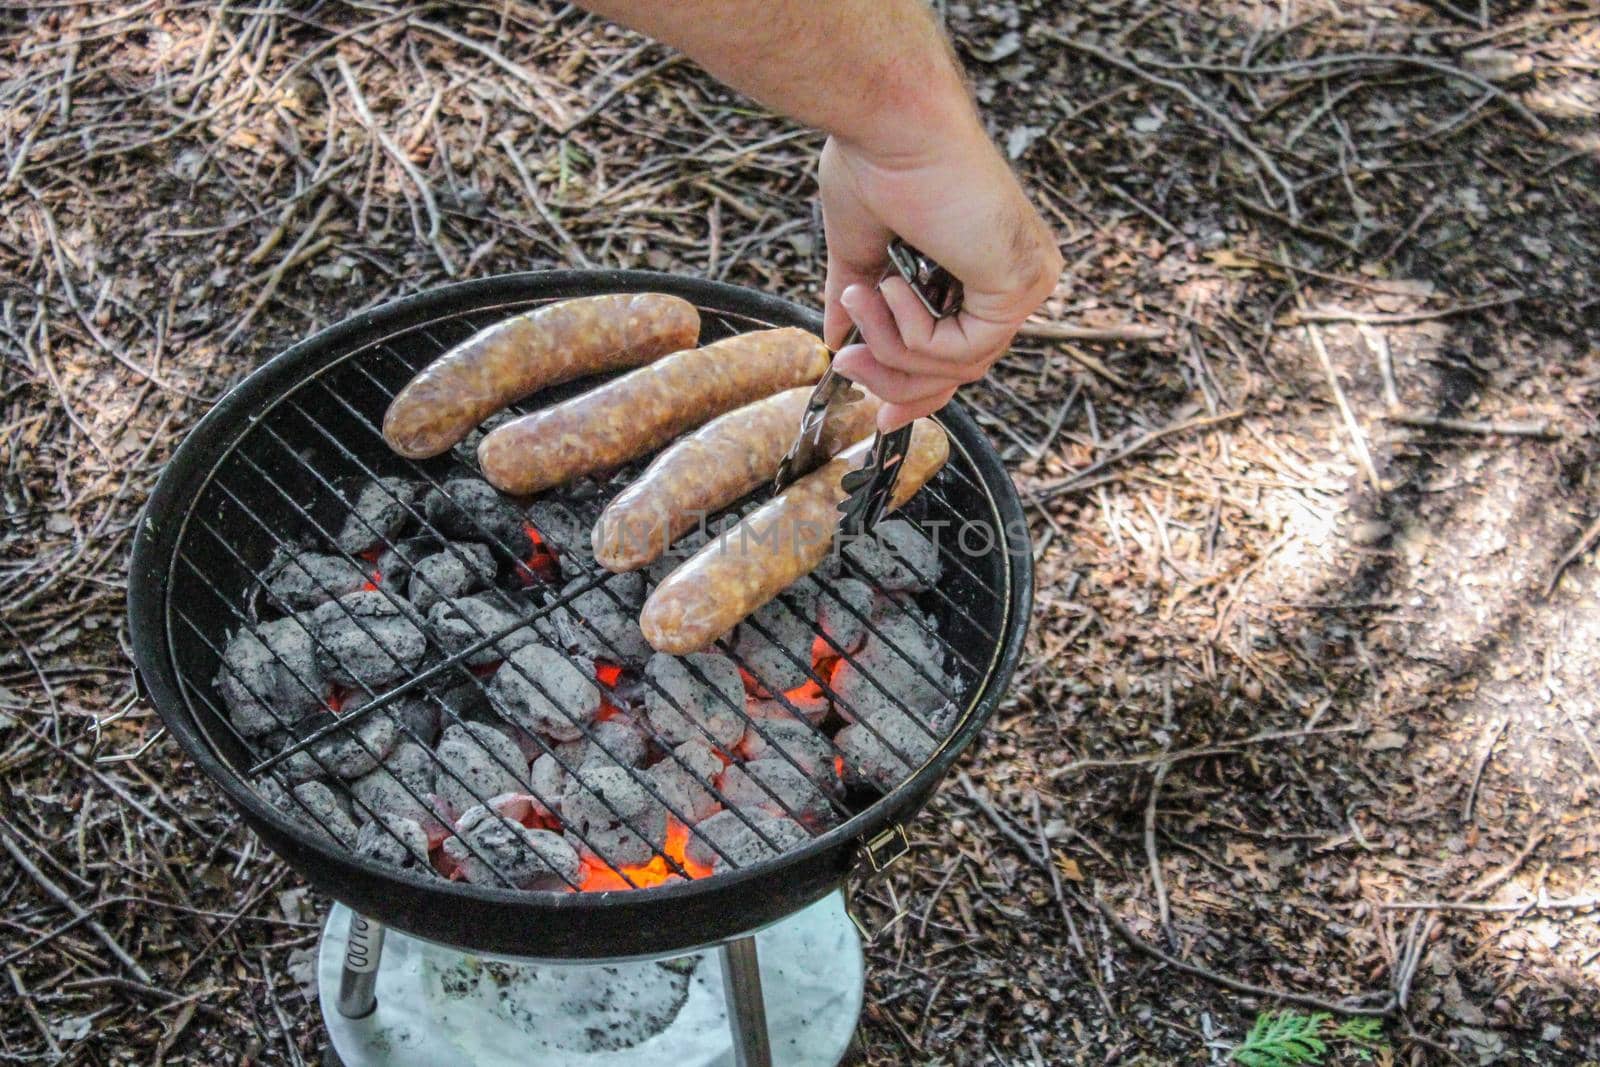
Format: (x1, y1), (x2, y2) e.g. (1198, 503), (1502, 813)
(579, 818), (712, 891)
(360, 568), (382, 591)
(595, 663), (623, 687)
(834, 755), (845, 779)
(516, 522), (561, 586)
(325, 686), (349, 714)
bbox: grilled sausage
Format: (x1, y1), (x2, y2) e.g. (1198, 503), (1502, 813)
(592, 386), (882, 572)
(382, 293), (700, 459)
(639, 419), (950, 654)
(477, 327), (830, 496)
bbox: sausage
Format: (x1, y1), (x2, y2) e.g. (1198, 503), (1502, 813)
(382, 293), (700, 459)
(477, 327), (830, 496)
(592, 386), (882, 572)
(639, 419), (950, 654)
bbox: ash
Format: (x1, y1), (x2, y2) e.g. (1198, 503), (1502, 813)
(561, 765), (668, 867)
(487, 644), (600, 741)
(685, 808), (808, 873)
(262, 547), (370, 611)
(445, 806), (580, 889)
(408, 542), (496, 613)
(216, 616), (325, 737)
(310, 590), (428, 687)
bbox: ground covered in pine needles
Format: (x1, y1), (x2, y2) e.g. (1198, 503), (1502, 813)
(3, 1), (1600, 1063)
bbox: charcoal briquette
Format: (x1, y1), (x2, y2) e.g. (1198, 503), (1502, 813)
(548, 573), (651, 664)
(487, 644), (600, 741)
(355, 813), (430, 869)
(739, 719), (834, 777)
(336, 478), (421, 554)
(684, 808), (807, 872)
(730, 588), (817, 695)
(309, 590), (427, 687)
(408, 543), (496, 614)
(834, 702), (955, 792)
(644, 739), (724, 824)
(351, 741), (444, 825)
(423, 478), (531, 556)
(719, 758), (838, 830)
(815, 577), (876, 654)
(262, 547), (370, 611)
(281, 711), (399, 780)
(560, 765), (668, 867)
(444, 806), (580, 890)
(216, 616), (326, 738)
(425, 594), (540, 672)
(841, 518), (939, 591)
(644, 653), (745, 748)
(434, 722), (527, 816)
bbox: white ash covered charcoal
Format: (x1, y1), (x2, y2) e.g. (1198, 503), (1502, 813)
(548, 572), (652, 664)
(335, 478), (422, 554)
(280, 711), (400, 781)
(746, 688), (830, 725)
(738, 719), (833, 776)
(355, 814), (430, 869)
(342, 689), (440, 747)
(375, 535), (441, 590)
(424, 675), (491, 727)
(216, 616), (326, 738)
(729, 587), (817, 695)
(262, 547), (371, 611)
(645, 739), (724, 824)
(835, 702), (956, 792)
(573, 717), (650, 770)
(423, 478), (532, 557)
(426, 593), (538, 667)
(719, 758), (838, 830)
(277, 780), (360, 847)
(815, 577), (876, 654)
(434, 722), (527, 816)
(685, 808), (807, 873)
(841, 518), (940, 592)
(560, 765), (668, 867)
(488, 645), (600, 742)
(526, 717), (652, 810)
(351, 741), (444, 826)
(408, 543), (497, 614)
(526, 498), (593, 563)
(309, 590), (427, 688)
(828, 613), (952, 725)
(644, 653), (746, 749)
(444, 806), (581, 890)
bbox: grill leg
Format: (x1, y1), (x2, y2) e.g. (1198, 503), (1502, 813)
(718, 936), (772, 1067)
(335, 912), (384, 1019)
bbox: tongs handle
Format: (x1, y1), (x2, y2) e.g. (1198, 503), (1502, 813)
(835, 241), (962, 536)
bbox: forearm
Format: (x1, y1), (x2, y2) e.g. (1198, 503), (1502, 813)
(573, 0), (983, 162)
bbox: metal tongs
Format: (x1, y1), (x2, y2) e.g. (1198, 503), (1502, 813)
(774, 240), (963, 536)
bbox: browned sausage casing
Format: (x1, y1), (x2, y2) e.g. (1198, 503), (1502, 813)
(477, 327), (830, 496)
(639, 420), (950, 654)
(592, 386), (883, 572)
(382, 293), (700, 459)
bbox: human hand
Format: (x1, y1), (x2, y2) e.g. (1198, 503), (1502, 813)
(819, 128), (1062, 430)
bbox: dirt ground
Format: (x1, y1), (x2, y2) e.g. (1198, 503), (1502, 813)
(3, 1), (1600, 1063)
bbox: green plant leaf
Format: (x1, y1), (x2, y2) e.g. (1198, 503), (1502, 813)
(1229, 1011), (1331, 1067)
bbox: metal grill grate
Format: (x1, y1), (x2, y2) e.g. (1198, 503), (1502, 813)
(156, 288), (1017, 903)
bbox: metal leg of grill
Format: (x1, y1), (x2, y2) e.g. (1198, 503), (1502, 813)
(718, 936), (772, 1067)
(336, 912), (385, 1019)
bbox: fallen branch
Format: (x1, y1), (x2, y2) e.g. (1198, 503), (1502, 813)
(1290, 290), (1524, 325)
(0, 823), (154, 984)
(1545, 513), (1600, 597)
(1384, 410), (1559, 439)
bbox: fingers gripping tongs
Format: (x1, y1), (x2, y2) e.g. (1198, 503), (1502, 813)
(773, 240), (962, 536)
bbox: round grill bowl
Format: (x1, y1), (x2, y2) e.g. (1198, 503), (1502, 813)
(127, 271), (1033, 960)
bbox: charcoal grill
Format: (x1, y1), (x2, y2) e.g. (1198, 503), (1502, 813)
(126, 271), (1032, 1065)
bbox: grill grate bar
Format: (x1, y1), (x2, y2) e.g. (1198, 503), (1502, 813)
(271, 388), (811, 861)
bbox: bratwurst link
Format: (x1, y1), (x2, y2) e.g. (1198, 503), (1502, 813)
(591, 385), (884, 572)
(477, 327), (830, 496)
(382, 293), (700, 459)
(639, 419), (950, 654)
